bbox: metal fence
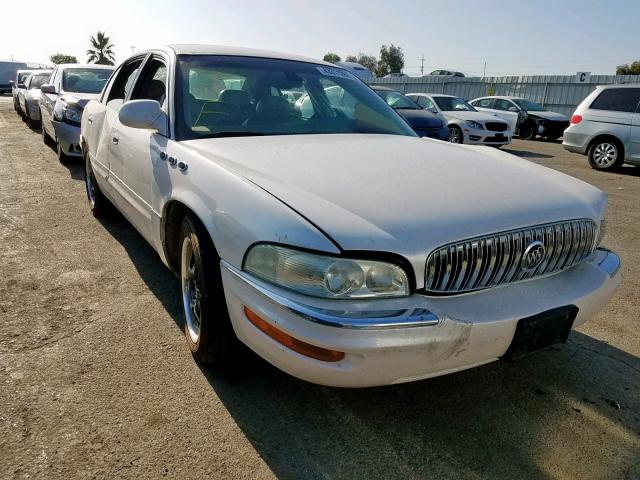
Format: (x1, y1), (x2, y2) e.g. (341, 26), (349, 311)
(368, 75), (640, 116)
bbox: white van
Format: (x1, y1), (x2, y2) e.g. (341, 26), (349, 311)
(563, 84), (640, 171)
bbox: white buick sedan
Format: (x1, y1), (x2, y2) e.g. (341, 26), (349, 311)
(80, 45), (621, 387)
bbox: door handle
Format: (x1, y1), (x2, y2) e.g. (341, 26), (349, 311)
(112, 136), (119, 145)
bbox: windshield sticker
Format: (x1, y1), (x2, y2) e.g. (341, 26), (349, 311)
(316, 66), (354, 80)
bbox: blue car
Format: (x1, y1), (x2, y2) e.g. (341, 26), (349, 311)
(372, 86), (449, 141)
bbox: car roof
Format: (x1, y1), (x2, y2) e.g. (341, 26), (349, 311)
(408, 93), (457, 98)
(166, 44), (331, 66)
(597, 83), (640, 89)
(56, 63), (116, 70)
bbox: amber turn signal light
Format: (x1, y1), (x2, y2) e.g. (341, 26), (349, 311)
(244, 306), (345, 362)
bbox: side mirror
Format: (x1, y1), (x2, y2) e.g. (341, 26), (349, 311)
(17, 83), (26, 89)
(9, 80), (14, 86)
(508, 106), (519, 112)
(119, 99), (167, 133)
(40, 84), (57, 94)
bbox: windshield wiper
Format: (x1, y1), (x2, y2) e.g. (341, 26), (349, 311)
(197, 131), (266, 139)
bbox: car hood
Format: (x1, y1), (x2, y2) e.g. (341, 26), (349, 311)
(441, 110), (506, 124)
(527, 110), (569, 121)
(183, 134), (605, 286)
(59, 93), (100, 109)
(393, 108), (443, 128)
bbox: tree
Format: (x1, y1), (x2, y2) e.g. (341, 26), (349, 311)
(323, 52), (341, 64)
(354, 53), (377, 74)
(86, 31), (116, 65)
(616, 61), (640, 75)
(344, 52), (377, 71)
(375, 44), (404, 77)
(50, 53), (78, 65)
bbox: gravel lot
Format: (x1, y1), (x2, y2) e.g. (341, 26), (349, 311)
(0, 95), (638, 480)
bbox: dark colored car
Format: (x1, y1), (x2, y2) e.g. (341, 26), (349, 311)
(371, 86), (449, 140)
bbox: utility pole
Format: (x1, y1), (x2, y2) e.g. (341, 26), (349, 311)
(10, 54), (14, 61)
(420, 54), (425, 76)
(483, 61), (486, 78)
(131, 46), (135, 54)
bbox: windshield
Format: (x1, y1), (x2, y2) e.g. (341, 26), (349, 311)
(175, 55), (416, 140)
(29, 73), (51, 89)
(62, 68), (113, 93)
(432, 96), (477, 112)
(513, 99), (545, 111)
(374, 90), (421, 110)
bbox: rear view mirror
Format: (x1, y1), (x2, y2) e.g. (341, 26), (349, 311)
(119, 99), (167, 134)
(40, 84), (57, 94)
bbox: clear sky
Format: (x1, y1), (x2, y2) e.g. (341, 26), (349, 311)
(1, 0), (637, 76)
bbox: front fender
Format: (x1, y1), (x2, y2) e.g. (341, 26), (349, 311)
(156, 142), (340, 271)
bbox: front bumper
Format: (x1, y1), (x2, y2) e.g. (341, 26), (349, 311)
(221, 248), (621, 387)
(463, 127), (511, 145)
(51, 119), (82, 157)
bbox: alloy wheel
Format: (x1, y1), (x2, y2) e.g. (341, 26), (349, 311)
(592, 142), (617, 168)
(181, 237), (202, 344)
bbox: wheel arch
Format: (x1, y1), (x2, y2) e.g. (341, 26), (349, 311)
(161, 199), (218, 274)
(586, 133), (625, 159)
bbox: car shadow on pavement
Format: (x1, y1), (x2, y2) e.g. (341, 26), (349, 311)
(97, 209), (640, 480)
(501, 148), (554, 159)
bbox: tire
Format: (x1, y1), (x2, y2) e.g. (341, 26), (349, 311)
(588, 138), (624, 171)
(179, 215), (238, 367)
(448, 125), (463, 144)
(42, 123), (52, 146)
(84, 152), (110, 217)
(56, 140), (70, 163)
(518, 122), (535, 140)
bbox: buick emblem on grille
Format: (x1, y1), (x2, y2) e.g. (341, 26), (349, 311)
(521, 241), (546, 272)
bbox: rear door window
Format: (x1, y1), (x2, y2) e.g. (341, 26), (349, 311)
(590, 88), (640, 113)
(474, 98), (494, 109)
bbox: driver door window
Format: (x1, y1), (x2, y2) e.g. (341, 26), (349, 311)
(106, 58), (144, 110)
(495, 99), (515, 111)
(416, 96), (436, 110)
(131, 59), (167, 108)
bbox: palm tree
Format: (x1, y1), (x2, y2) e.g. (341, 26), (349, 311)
(86, 31), (115, 65)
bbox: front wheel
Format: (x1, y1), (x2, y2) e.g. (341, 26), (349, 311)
(448, 125), (463, 144)
(56, 141), (70, 163)
(84, 153), (110, 217)
(588, 139), (623, 171)
(518, 122), (535, 140)
(180, 215), (238, 366)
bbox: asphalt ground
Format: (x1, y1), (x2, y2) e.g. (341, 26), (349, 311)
(0, 95), (638, 479)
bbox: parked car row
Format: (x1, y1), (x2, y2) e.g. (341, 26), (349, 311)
(10, 45), (621, 388)
(11, 64), (115, 161)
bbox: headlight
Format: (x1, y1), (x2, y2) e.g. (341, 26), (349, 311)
(465, 120), (483, 130)
(596, 218), (607, 246)
(244, 244), (410, 299)
(62, 106), (82, 124)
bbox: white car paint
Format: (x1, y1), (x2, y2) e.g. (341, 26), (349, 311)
(81, 45), (621, 387)
(407, 93), (513, 146)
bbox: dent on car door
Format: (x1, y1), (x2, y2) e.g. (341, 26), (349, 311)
(110, 56), (168, 243)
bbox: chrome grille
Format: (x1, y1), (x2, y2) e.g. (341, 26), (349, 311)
(425, 219), (597, 294)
